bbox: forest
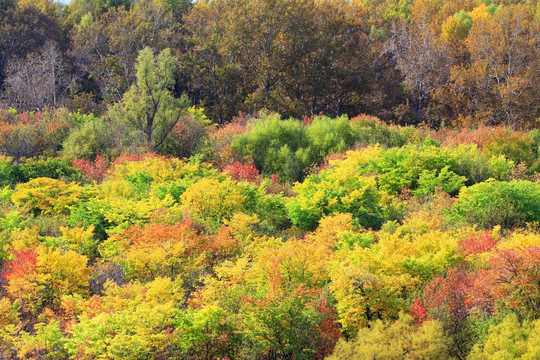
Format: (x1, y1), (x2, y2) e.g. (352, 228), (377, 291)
(1, 0), (540, 358)
(0, 0), (539, 126)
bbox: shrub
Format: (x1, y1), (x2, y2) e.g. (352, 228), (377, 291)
(72, 153), (110, 183)
(222, 158), (261, 184)
(181, 178), (253, 231)
(449, 145), (513, 185)
(231, 113), (311, 181)
(62, 118), (120, 161)
(469, 314), (540, 360)
(288, 171), (393, 230)
(450, 180), (540, 229)
(12, 178), (83, 215)
(160, 107), (212, 158)
(327, 313), (450, 360)
(0, 156), (83, 187)
(349, 114), (421, 148)
(0, 108), (74, 160)
(306, 115), (355, 163)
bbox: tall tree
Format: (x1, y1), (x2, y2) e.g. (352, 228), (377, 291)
(4, 42), (71, 109)
(459, 4), (539, 127)
(0, 4), (66, 91)
(111, 47), (189, 151)
(183, 0), (373, 122)
(71, 0), (180, 103)
(386, 16), (449, 124)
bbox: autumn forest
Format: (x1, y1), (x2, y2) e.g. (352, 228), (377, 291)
(0, 0), (540, 358)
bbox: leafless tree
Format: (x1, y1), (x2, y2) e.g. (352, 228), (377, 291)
(3, 41), (72, 110)
(386, 19), (449, 123)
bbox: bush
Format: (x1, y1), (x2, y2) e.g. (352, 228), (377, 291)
(483, 128), (536, 168)
(12, 178), (83, 215)
(334, 144), (466, 196)
(306, 115), (355, 163)
(327, 313), (450, 360)
(0, 108), (74, 160)
(287, 171), (394, 230)
(450, 180), (540, 229)
(349, 114), (421, 148)
(231, 113), (311, 181)
(449, 145), (513, 185)
(469, 314), (540, 360)
(62, 118), (120, 161)
(0, 156), (83, 187)
(160, 107), (212, 158)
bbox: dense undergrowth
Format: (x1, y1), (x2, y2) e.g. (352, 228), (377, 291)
(1, 109), (540, 359)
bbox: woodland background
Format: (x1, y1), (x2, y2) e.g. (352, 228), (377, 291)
(0, 0), (539, 127)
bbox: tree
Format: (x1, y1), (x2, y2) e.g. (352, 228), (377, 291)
(180, 178), (247, 231)
(182, 0), (373, 122)
(4, 41), (71, 109)
(386, 16), (449, 124)
(70, 0), (180, 103)
(469, 314), (540, 360)
(241, 285), (338, 360)
(11, 177), (83, 216)
(111, 47), (189, 151)
(474, 247), (540, 320)
(438, 4), (540, 128)
(327, 313), (451, 360)
(457, 5), (540, 127)
(0, 5), (66, 91)
(422, 266), (476, 358)
(450, 180), (540, 229)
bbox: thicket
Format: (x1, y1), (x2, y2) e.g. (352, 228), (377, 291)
(0, 110), (539, 359)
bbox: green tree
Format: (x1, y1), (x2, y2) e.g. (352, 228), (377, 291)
(70, 0), (180, 103)
(450, 180), (540, 229)
(112, 47), (189, 151)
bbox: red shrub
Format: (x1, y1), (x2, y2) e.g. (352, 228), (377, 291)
(3, 249), (38, 283)
(72, 152), (110, 183)
(222, 158), (260, 184)
(411, 298), (428, 325)
(459, 231), (498, 256)
(474, 247), (540, 319)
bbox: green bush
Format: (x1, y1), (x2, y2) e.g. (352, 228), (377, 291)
(0, 157), (83, 187)
(62, 118), (120, 161)
(360, 143), (465, 195)
(340, 143), (513, 197)
(449, 145), (513, 185)
(349, 115), (421, 148)
(231, 113), (310, 181)
(287, 171), (395, 230)
(450, 180), (540, 229)
(306, 115), (355, 163)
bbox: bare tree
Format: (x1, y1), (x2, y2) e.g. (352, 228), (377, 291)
(386, 19), (449, 123)
(4, 41), (72, 110)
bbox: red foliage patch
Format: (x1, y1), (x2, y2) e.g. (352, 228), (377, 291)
(314, 299), (341, 360)
(222, 158), (260, 184)
(411, 298), (428, 325)
(2, 249), (38, 282)
(72, 152), (110, 183)
(459, 231), (498, 256)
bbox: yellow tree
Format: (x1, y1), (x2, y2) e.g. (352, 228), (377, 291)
(452, 4), (540, 127)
